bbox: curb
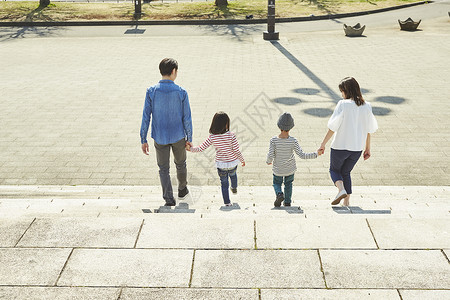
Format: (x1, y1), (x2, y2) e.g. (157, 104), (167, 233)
(0, 1), (432, 27)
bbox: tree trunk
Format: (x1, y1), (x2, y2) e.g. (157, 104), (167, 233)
(39, 0), (50, 8)
(215, 0), (228, 6)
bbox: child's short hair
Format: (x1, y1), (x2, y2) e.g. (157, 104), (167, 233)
(159, 58), (178, 76)
(339, 77), (365, 106)
(209, 112), (230, 135)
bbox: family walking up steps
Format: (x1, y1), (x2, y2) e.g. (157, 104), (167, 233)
(140, 58), (378, 208)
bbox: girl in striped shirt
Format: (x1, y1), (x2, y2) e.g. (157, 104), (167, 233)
(187, 112), (245, 206)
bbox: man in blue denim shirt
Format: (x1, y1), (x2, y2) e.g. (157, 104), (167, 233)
(140, 58), (193, 206)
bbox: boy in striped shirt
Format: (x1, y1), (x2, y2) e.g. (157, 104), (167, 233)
(267, 113), (320, 207)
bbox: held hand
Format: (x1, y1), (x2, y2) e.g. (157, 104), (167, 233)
(317, 145), (325, 156)
(241, 162), (246, 167)
(141, 143), (149, 155)
(185, 141), (193, 152)
(363, 149), (371, 160)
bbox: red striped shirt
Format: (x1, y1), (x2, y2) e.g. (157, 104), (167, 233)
(191, 131), (245, 163)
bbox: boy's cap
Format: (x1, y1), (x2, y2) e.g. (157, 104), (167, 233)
(277, 112), (294, 131)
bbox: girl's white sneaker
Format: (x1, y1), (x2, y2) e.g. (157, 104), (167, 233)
(332, 189), (347, 205)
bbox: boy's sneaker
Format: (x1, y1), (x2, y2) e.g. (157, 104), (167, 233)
(231, 187), (237, 194)
(274, 192), (284, 207)
(178, 187), (189, 199)
(284, 202), (291, 207)
(225, 203), (233, 207)
(164, 199), (176, 206)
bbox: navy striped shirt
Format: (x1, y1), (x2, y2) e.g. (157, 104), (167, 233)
(266, 136), (318, 176)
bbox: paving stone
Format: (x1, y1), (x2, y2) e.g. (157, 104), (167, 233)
(57, 249), (193, 287)
(399, 289), (450, 300)
(0, 248), (71, 285)
(17, 217), (143, 248)
(320, 250), (450, 289)
(0, 13), (449, 186)
(444, 250), (450, 262)
(368, 218), (450, 249)
(0, 287), (120, 300)
(219, 203), (242, 211)
(0, 218), (33, 247)
(256, 218), (377, 249)
(260, 289), (400, 299)
(137, 217), (254, 249)
(121, 288), (259, 300)
(191, 250), (324, 288)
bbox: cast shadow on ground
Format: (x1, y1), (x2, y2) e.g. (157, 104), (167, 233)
(0, 26), (63, 42)
(273, 97), (303, 106)
(124, 25), (146, 34)
(154, 202), (196, 213)
(220, 203), (241, 211)
(199, 24), (263, 41)
(302, 107), (333, 118)
(292, 88), (321, 95)
(271, 206), (304, 214)
(374, 96), (406, 105)
(371, 106), (391, 116)
(333, 206), (391, 214)
(270, 41), (341, 102)
(345, 35), (367, 38)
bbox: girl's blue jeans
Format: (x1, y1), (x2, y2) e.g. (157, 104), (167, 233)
(273, 174), (295, 204)
(329, 148), (362, 195)
(217, 166), (238, 205)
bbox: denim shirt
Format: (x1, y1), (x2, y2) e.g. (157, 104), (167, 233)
(140, 80), (193, 145)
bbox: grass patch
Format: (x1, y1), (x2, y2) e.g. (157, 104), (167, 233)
(0, 0), (418, 22)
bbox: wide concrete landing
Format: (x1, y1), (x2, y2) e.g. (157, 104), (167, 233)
(0, 185), (448, 298)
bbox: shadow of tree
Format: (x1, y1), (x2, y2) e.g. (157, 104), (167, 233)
(374, 96), (406, 105)
(292, 88), (320, 95)
(303, 107), (333, 117)
(26, 5), (47, 22)
(214, 3), (266, 19)
(271, 41), (341, 102)
(371, 106), (391, 116)
(0, 26), (64, 43)
(307, 0), (335, 15)
(273, 97), (303, 106)
(199, 24), (263, 41)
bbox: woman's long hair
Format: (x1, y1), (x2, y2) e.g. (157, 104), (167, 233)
(209, 111), (230, 135)
(339, 77), (365, 106)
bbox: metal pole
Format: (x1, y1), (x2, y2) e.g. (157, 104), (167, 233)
(263, 0), (279, 40)
(134, 0), (142, 19)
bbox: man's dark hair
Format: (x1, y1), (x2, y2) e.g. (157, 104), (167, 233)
(159, 58), (178, 76)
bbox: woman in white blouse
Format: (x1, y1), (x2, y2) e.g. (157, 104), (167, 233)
(318, 77), (378, 206)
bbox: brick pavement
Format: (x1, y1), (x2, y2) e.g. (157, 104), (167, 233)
(0, 3), (449, 188)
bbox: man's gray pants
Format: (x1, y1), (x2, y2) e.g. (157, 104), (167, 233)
(154, 138), (187, 202)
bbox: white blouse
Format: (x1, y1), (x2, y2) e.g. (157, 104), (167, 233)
(328, 99), (378, 151)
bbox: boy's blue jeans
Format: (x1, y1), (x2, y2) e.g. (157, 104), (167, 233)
(273, 174), (295, 204)
(217, 166), (238, 205)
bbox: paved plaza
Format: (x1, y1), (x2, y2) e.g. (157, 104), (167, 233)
(0, 0), (449, 298)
